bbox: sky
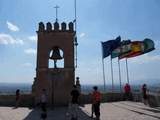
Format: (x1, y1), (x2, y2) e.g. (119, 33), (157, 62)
(0, 0), (160, 86)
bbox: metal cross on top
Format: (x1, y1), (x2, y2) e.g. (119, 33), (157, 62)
(54, 5), (59, 22)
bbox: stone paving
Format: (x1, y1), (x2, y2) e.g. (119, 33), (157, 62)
(0, 101), (159, 120)
(81, 101), (160, 120)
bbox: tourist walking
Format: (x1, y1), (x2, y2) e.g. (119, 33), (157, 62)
(70, 85), (80, 120)
(142, 84), (148, 105)
(15, 89), (20, 108)
(92, 86), (101, 120)
(40, 89), (47, 120)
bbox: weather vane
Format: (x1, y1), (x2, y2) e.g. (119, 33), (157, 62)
(54, 5), (59, 22)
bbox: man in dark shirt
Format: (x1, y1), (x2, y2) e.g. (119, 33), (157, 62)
(70, 85), (80, 120)
(71, 85), (80, 104)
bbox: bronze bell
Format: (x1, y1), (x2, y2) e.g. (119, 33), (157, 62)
(50, 47), (63, 68)
(50, 46), (63, 60)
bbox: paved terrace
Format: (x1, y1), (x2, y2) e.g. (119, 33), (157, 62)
(0, 101), (159, 120)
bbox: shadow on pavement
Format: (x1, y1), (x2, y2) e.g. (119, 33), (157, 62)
(23, 106), (93, 120)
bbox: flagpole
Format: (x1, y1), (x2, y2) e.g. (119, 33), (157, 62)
(125, 58), (129, 84)
(110, 56), (114, 92)
(74, 0), (77, 31)
(74, 0), (78, 68)
(101, 42), (106, 92)
(118, 59), (122, 93)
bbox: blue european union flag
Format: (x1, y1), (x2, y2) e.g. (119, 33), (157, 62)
(102, 36), (121, 58)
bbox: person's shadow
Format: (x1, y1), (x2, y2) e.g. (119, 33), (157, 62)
(23, 106), (93, 120)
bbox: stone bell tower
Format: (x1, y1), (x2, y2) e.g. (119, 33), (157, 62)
(32, 21), (75, 106)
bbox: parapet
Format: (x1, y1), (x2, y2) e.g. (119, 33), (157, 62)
(38, 21), (74, 32)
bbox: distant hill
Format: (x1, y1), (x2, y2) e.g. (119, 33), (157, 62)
(0, 83), (32, 94)
(130, 79), (160, 86)
(0, 81), (159, 95)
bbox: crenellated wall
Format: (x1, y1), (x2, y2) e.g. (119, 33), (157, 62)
(38, 22), (74, 32)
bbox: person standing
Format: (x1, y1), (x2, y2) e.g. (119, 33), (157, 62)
(40, 89), (47, 120)
(92, 86), (101, 120)
(124, 83), (132, 100)
(142, 84), (148, 105)
(75, 77), (81, 93)
(70, 85), (80, 120)
(15, 89), (20, 108)
(76, 77), (81, 105)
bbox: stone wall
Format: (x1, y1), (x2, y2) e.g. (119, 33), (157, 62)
(148, 92), (160, 107)
(80, 92), (129, 104)
(0, 94), (34, 107)
(80, 92), (159, 107)
(0, 92), (159, 107)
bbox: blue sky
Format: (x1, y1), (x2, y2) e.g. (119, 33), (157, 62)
(0, 0), (160, 86)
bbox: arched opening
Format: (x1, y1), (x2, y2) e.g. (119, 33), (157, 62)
(49, 46), (64, 68)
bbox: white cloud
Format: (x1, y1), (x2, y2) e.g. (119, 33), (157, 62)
(6, 21), (19, 32)
(154, 40), (160, 50)
(21, 63), (32, 67)
(28, 36), (37, 42)
(14, 39), (24, 45)
(130, 54), (160, 64)
(79, 33), (85, 38)
(24, 48), (36, 55)
(0, 33), (24, 45)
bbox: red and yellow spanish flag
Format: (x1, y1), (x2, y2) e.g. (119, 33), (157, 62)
(119, 41), (144, 59)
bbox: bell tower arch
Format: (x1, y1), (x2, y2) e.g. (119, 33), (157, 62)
(32, 21), (75, 106)
(49, 46), (64, 68)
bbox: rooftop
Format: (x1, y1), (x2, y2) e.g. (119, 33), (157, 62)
(0, 101), (159, 120)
